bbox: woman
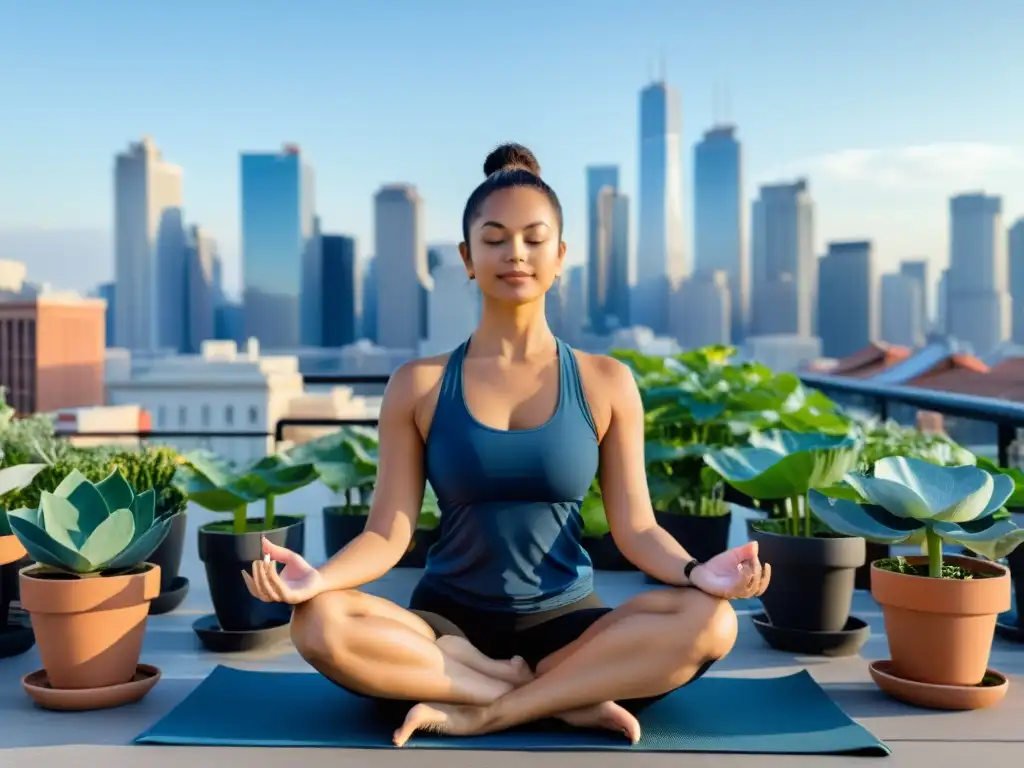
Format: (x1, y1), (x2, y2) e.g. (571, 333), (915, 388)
(244, 143), (771, 747)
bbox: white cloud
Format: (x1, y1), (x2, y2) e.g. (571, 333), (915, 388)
(801, 142), (1024, 189)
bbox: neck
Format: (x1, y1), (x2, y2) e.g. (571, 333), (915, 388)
(471, 297), (554, 360)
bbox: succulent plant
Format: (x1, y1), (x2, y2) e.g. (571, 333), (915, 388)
(703, 430), (863, 536)
(6, 468), (179, 575)
(808, 456), (1023, 578)
(174, 450), (318, 533)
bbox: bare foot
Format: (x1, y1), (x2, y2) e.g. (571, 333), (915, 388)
(392, 700), (641, 748)
(506, 656), (535, 686)
(434, 637), (535, 686)
(393, 702), (488, 747)
(556, 701), (641, 744)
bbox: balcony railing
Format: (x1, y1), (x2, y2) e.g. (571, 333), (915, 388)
(49, 370), (1024, 468)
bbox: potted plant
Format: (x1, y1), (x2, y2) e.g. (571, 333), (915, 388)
(174, 450), (318, 650)
(703, 429), (868, 656)
(809, 456), (1021, 709)
(0, 454), (46, 659)
(7, 467), (179, 710)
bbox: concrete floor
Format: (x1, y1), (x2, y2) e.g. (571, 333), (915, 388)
(2, 488), (1022, 767)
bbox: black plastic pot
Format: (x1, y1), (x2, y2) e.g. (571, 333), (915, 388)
(323, 506), (369, 559)
(397, 528), (441, 568)
(749, 526), (865, 632)
(149, 512), (187, 593)
(0, 555), (34, 658)
(198, 515), (304, 632)
(582, 533), (633, 570)
(656, 510), (731, 563)
(855, 541), (890, 590)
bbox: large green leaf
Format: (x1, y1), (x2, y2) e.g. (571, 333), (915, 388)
(104, 515), (173, 570)
(79, 507), (136, 568)
(7, 509), (93, 572)
(931, 517), (1024, 561)
(39, 491), (90, 550)
(0, 463), (46, 497)
(95, 469), (136, 515)
(807, 490), (921, 543)
(872, 457), (994, 523)
(53, 469), (110, 538)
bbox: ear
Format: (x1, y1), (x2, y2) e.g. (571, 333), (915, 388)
(556, 240), (567, 277)
(458, 242), (474, 279)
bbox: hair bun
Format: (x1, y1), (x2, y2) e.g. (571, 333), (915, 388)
(483, 143), (541, 177)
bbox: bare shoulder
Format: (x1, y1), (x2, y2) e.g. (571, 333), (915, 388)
(384, 352), (453, 438)
(571, 350), (639, 440)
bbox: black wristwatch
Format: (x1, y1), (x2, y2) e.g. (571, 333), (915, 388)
(683, 558), (701, 580)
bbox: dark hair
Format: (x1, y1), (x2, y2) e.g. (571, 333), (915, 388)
(461, 143), (564, 243)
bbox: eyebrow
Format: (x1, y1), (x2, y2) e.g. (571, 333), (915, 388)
(480, 220), (550, 230)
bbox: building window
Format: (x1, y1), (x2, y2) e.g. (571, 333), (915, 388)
(248, 406), (259, 425)
(225, 405), (234, 426)
(178, 406), (187, 426)
(157, 406), (166, 428)
(201, 404), (211, 427)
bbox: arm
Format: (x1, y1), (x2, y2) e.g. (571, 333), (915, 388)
(316, 362), (428, 591)
(597, 359), (697, 586)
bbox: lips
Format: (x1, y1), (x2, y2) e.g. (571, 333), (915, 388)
(500, 272), (534, 279)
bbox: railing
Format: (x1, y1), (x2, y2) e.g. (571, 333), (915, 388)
(49, 370), (1024, 469)
(799, 373), (1024, 467)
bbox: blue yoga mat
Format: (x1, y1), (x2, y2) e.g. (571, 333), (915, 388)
(135, 665), (888, 755)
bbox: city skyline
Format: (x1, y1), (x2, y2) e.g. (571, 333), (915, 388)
(2, 0), (1023, 298)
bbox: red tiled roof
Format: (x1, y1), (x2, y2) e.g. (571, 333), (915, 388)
(828, 342), (913, 378)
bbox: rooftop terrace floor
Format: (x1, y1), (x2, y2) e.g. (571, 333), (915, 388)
(2, 492), (1022, 767)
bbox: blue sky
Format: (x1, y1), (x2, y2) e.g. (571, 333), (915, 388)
(2, 0), (1022, 297)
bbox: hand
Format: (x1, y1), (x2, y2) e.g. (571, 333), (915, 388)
(242, 537), (326, 605)
(689, 541), (771, 600)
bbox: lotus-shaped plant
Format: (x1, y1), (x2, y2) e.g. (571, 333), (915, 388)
(174, 450), (318, 533)
(808, 457), (1023, 578)
(284, 427), (379, 512)
(6, 468), (179, 576)
(703, 430), (863, 536)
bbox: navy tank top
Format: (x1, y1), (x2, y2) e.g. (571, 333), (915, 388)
(421, 337), (600, 613)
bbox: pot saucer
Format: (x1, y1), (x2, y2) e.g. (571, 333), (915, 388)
(751, 612), (870, 657)
(193, 613), (291, 653)
(869, 660), (1008, 710)
(0, 613), (34, 659)
(149, 576), (190, 616)
(995, 609), (1023, 643)
(22, 664), (161, 711)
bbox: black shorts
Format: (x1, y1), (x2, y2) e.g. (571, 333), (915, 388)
(406, 580), (714, 714)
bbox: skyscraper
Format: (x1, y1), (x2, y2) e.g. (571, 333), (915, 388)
(374, 185), (430, 350)
(421, 243), (479, 354)
(635, 80), (686, 334)
(184, 225), (218, 353)
(240, 144), (318, 349)
(817, 240), (876, 358)
(589, 183), (631, 334)
(750, 180), (815, 337)
(694, 125), (746, 342)
(586, 165), (620, 333)
(1009, 218), (1024, 343)
(946, 193), (1009, 355)
(899, 259), (929, 336)
(113, 136), (185, 351)
(321, 234), (360, 347)
(880, 273), (924, 348)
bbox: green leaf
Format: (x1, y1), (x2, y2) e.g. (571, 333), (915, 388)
(79, 507), (136, 568)
(104, 515), (174, 570)
(872, 457), (994, 523)
(130, 488), (156, 541)
(95, 469), (136, 515)
(53, 468), (110, 538)
(807, 490), (922, 543)
(39, 491), (88, 551)
(931, 517), (1024, 561)
(7, 508), (93, 572)
(0, 463), (46, 496)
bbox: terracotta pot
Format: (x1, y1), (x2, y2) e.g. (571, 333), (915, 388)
(872, 554), (1010, 687)
(0, 534), (27, 566)
(19, 563), (160, 690)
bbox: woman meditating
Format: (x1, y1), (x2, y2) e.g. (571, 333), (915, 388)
(243, 143), (771, 747)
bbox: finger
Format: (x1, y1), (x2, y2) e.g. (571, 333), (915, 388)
(262, 559), (288, 602)
(251, 559), (273, 601)
(756, 563), (772, 597)
(241, 569), (260, 599)
(262, 536), (297, 564)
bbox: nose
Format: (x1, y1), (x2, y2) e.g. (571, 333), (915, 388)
(507, 235), (528, 263)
